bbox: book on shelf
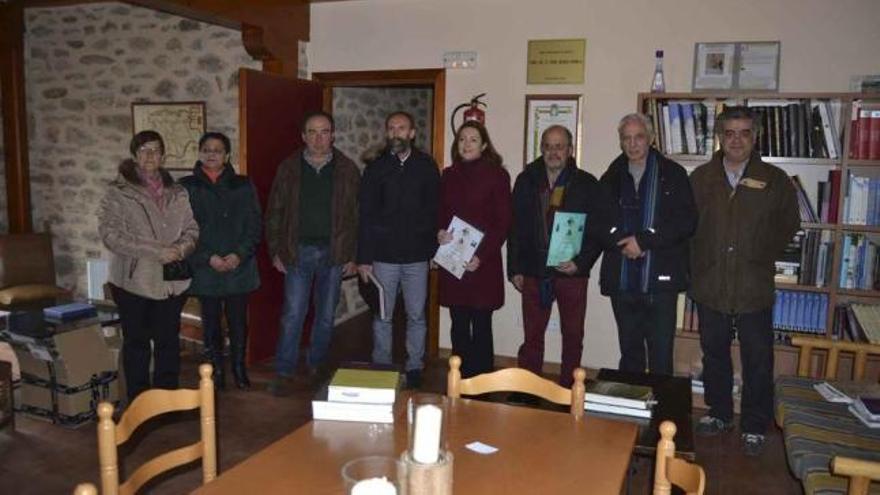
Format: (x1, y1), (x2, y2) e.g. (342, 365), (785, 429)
(849, 101), (880, 160)
(838, 233), (879, 290)
(675, 294), (700, 332)
(772, 290), (828, 336)
(584, 379), (655, 410)
(327, 368), (400, 404)
(842, 172), (880, 226)
(584, 401), (652, 419)
(311, 386), (395, 424)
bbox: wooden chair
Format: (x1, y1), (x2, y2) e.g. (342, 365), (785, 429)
(97, 364), (217, 495)
(72, 483), (98, 495)
(653, 420), (705, 495)
(446, 355), (586, 418)
(790, 336), (880, 380)
(833, 456), (880, 495)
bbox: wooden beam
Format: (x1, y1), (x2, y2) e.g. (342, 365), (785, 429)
(0, 0), (33, 233)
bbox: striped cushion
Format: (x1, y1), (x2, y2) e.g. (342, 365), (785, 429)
(775, 376), (880, 495)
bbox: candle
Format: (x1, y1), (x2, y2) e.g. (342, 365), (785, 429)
(412, 404), (442, 464)
(350, 476), (397, 495)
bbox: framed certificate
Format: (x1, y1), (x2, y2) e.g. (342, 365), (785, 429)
(131, 101), (206, 170)
(692, 41), (780, 92)
(523, 94), (582, 166)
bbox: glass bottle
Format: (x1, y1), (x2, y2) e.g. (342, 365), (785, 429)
(651, 50), (666, 93)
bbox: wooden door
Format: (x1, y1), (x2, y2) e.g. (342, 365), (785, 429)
(238, 68), (323, 364)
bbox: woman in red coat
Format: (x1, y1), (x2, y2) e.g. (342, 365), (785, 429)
(437, 121), (512, 378)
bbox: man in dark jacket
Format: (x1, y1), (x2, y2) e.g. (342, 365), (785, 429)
(598, 113), (696, 376)
(357, 111), (440, 389)
(265, 111), (361, 396)
(690, 106), (799, 456)
(508, 125), (602, 389)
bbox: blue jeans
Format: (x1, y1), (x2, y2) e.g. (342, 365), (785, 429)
(275, 244), (343, 376)
(371, 261), (429, 372)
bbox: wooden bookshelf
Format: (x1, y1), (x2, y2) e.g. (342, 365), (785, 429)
(639, 91), (880, 377)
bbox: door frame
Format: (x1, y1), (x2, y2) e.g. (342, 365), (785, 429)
(312, 68), (446, 360)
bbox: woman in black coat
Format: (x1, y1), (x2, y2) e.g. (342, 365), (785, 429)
(180, 132), (261, 389)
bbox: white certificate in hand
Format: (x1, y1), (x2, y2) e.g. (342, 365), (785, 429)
(433, 216), (484, 280)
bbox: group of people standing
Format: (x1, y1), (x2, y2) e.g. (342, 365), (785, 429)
(98, 103), (798, 458)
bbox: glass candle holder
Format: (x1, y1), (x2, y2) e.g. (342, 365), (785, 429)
(341, 456), (406, 495)
(407, 393), (448, 465)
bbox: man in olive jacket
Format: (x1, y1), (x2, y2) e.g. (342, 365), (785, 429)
(265, 111), (360, 395)
(690, 106), (799, 456)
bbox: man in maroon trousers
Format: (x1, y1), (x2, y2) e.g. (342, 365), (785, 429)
(508, 126), (603, 392)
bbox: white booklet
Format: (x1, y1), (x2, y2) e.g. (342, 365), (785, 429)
(364, 271), (387, 320)
(433, 216), (484, 280)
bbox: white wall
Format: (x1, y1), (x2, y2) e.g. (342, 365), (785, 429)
(310, 0), (880, 369)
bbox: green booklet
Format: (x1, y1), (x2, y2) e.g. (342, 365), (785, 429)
(328, 369), (400, 404)
(546, 211), (587, 266)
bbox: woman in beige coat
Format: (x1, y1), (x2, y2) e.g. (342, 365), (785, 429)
(98, 130), (199, 402)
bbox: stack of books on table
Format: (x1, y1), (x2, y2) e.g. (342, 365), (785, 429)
(583, 380), (656, 419)
(849, 396), (880, 428)
(311, 368), (400, 424)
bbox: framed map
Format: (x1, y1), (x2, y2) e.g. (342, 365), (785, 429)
(131, 101), (206, 170)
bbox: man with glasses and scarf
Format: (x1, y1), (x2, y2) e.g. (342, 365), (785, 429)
(508, 125), (602, 399)
(597, 113), (697, 377)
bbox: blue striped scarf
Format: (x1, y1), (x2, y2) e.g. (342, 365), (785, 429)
(619, 150), (659, 293)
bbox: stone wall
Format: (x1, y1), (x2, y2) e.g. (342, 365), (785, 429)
(24, 2), (259, 294)
(332, 86), (433, 170)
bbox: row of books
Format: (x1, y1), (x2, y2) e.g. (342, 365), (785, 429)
(311, 368), (401, 424)
(775, 229), (834, 288)
(643, 98), (844, 159)
(772, 290), (828, 335)
(676, 294), (699, 332)
(746, 99), (842, 159)
(842, 173), (880, 226)
(849, 100), (880, 160)
(833, 303), (880, 344)
(839, 233), (880, 290)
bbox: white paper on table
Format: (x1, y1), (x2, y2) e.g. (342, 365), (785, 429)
(433, 216), (484, 280)
(465, 441), (499, 455)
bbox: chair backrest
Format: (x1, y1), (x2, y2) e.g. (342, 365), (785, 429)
(791, 336), (880, 380)
(653, 421), (706, 495)
(97, 364), (217, 495)
(72, 483), (98, 495)
(832, 456), (880, 495)
(446, 355), (586, 418)
(0, 233), (56, 288)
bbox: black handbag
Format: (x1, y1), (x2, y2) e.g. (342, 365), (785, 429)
(162, 260), (193, 281)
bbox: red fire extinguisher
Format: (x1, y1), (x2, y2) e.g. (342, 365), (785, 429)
(450, 93), (487, 134)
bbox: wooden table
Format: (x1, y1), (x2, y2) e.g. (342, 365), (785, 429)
(194, 397), (638, 494)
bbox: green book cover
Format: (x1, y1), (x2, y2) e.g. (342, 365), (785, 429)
(546, 211), (586, 267)
(585, 380), (655, 410)
(330, 369), (400, 390)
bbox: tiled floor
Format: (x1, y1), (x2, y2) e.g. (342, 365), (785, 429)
(0, 313), (802, 494)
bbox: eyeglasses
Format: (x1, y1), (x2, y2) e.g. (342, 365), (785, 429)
(199, 148), (226, 155)
(541, 144), (570, 153)
(722, 129), (753, 139)
(137, 146), (163, 156)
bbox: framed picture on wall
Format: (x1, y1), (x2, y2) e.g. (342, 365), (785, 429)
(693, 41), (780, 92)
(523, 94), (582, 166)
(131, 101), (206, 170)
